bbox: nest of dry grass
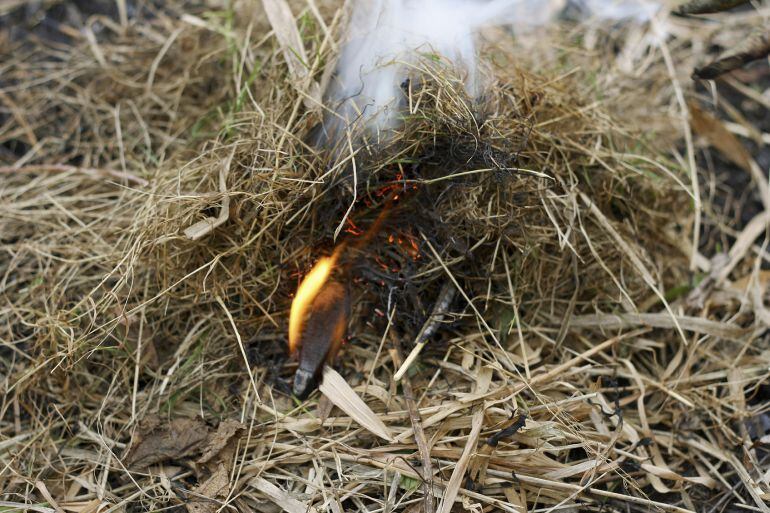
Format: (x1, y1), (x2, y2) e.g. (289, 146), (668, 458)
(2, 1), (770, 513)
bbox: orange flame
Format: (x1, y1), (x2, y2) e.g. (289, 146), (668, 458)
(288, 254), (337, 355)
(289, 196), (397, 354)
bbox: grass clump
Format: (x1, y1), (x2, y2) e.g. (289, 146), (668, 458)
(2, 2), (770, 512)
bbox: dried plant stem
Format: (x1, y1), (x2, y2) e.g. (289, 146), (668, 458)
(675, 0), (750, 15)
(389, 332), (435, 513)
(393, 281), (455, 381)
(436, 380), (488, 513)
(694, 31), (770, 80)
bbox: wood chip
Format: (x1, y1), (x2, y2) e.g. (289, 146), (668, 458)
(187, 465), (231, 513)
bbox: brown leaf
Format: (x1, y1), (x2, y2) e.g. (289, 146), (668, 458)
(688, 101), (753, 173)
(186, 465), (231, 513)
(197, 419), (245, 468)
(126, 416), (209, 469)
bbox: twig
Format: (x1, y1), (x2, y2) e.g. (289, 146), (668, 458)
(674, 0), (749, 15)
(436, 368), (490, 513)
(694, 32), (770, 80)
(486, 413), (527, 447)
(394, 281), (456, 381)
(389, 332), (435, 513)
(394, 344), (426, 383)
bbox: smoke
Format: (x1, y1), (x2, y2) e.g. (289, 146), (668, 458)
(317, 0), (662, 150)
(571, 0), (660, 21)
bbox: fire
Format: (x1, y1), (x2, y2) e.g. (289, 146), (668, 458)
(288, 192), (401, 360)
(288, 255), (336, 355)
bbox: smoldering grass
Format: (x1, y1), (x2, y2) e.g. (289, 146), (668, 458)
(2, 1), (769, 513)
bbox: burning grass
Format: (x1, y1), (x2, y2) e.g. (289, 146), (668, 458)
(2, 1), (770, 512)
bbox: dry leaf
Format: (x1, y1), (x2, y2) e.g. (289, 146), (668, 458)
(187, 465), (231, 513)
(318, 366), (394, 442)
(126, 416), (209, 469)
(198, 419), (245, 468)
(688, 101), (753, 173)
(250, 477), (319, 513)
(58, 500), (109, 513)
(437, 367), (491, 513)
(316, 394), (334, 424)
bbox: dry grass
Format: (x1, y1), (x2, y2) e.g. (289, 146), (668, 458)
(1, 1), (770, 513)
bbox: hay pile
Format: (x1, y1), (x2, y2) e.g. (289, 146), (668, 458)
(2, 1), (770, 512)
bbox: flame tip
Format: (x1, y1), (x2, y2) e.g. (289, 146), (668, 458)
(288, 255), (337, 354)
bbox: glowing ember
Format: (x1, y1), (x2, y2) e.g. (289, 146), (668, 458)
(288, 255), (336, 355)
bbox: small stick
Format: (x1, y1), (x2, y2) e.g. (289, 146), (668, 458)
(694, 32), (770, 80)
(674, 0), (749, 15)
(486, 413), (527, 447)
(394, 282), (455, 381)
(390, 332), (435, 513)
(394, 341), (427, 382)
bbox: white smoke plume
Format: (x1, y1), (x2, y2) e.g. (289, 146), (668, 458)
(317, 0), (662, 150)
